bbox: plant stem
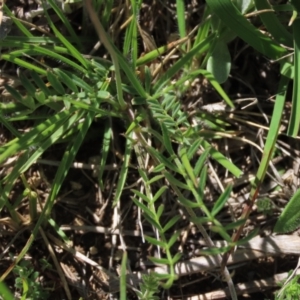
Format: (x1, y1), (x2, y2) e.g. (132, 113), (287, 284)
(84, 0), (127, 110)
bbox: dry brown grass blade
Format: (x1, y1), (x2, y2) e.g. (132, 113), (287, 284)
(121, 235), (300, 289)
(137, 23), (157, 52)
(39, 228), (72, 300)
(46, 232), (111, 281)
(185, 269), (300, 300)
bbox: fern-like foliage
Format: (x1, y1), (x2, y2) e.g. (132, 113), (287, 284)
(135, 272), (160, 300)
(147, 92), (189, 141)
(129, 84), (256, 288)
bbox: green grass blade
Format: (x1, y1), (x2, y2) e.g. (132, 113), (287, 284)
(48, 218), (72, 245)
(4, 7), (33, 37)
(42, 0), (88, 68)
(123, 0), (141, 68)
(0, 114), (21, 138)
(287, 19), (300, 137)
(146, 147), (180, 174)
(60, 71), (94, 92)
(206, 0), (286, 59)
(19, 74), (36, 96)
(53, 69), (79, 93)
(0, 109), (74, 164)
(0, 111), (96, 280)
(274, 188), (300, 233)
(163, 215), (181, 234)
(45, 110), (96, 217)
(145, 236), (165, 248)
(152, 186), (168, 203)
(117, 54), (148, 98)
(164, 172), (190, 190)
(176, 0), (186, 50)
(0, 54), (47, 75)
(158, 68), (234, 108)
(30, 71), (53, 96)
(32, 46), (87, 74)
(99, 0), (114, 27)
(136, 40), (186, 67)
(194, 146), (210, 177)
(201, 140), (243, 177)
(44, 0), (82, 49)
(179, 147), (197, 186)
(120, 252), (127, 300)
(47, 71), (65, 95)
(112, 132), (132, 207)
(4, 85), (23, 103)
(211, 185), (232, 217)
(15, 113), (84, 174)
(154, 34), (215, 92)
(254, 0), (293, 47)
(194, 10), (211, 50)
(248, 72), (288, 207)
(0, 281), (14, 300)
(161, 123), (176, 155)
(84, 2), (127, 108)
(132, 195), (155, 217)
(0, 35), (92, 45)
(97, 121), (111, 189)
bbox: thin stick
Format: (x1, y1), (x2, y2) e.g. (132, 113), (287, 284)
(39, 227), (72, 300)
(84, 0), (126, 109)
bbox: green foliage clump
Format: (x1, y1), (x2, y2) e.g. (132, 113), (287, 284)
(276, 273), (300, 300)
(13, 260), (50, 300)
(256, 198), (274, 216)
(135, 272), (160, 300)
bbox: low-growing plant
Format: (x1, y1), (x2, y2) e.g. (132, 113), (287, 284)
(135, 272), (160, 300)
(13, 260), (50, 300)
(276, 272), (300, 300)
(1, 0), (300, 298)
